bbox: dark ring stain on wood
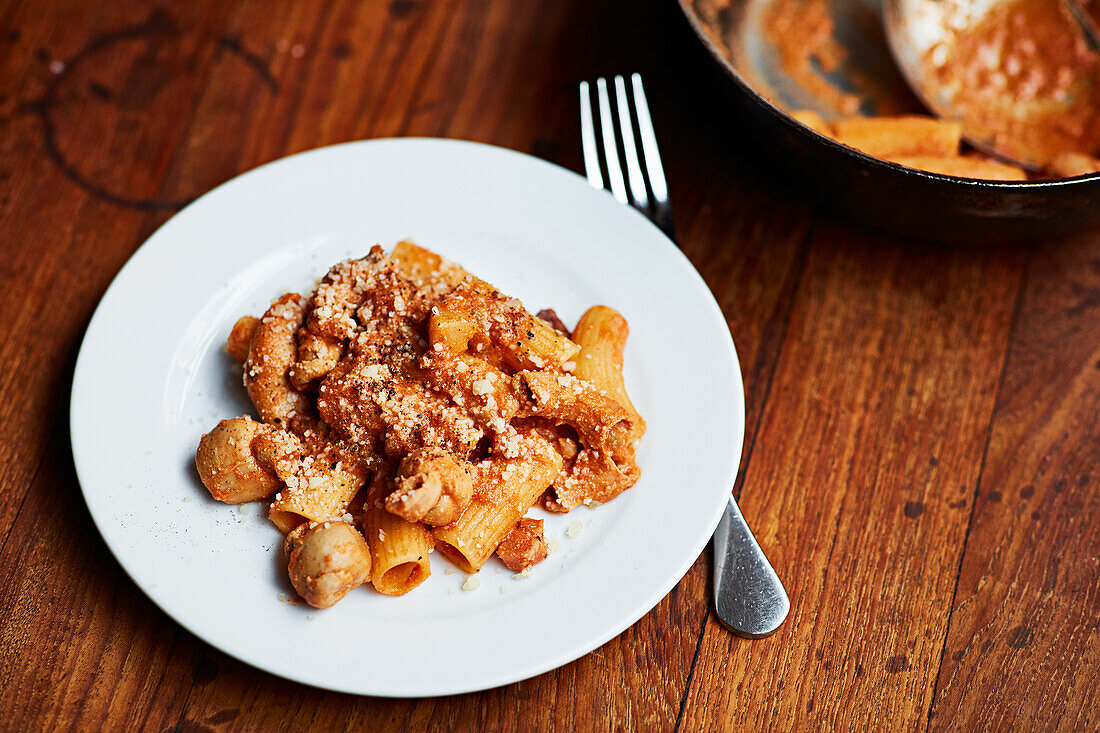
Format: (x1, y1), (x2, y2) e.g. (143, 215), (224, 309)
(218, 35), (279, 93)
(31, 11), (277, 212)
(903, 501), (924, 518)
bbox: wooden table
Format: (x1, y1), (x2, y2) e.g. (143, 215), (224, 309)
(2, 0), (1097, 729)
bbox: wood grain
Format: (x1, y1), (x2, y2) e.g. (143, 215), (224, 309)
(928, 236), (1100, 731)
(680, 227), (1028, 729)
(0, 423), (199, 730)
(1, 0), (1098, 730)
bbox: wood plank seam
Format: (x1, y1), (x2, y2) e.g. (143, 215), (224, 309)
(733, 224), (815, 508)
(167, 656), (204, 730)
(672, 223), (816, 732)
(923, 247), (1035, 730)
(133, 631), (188, 731)
(674, 604), (712, 732)
(0, 425), (51, 561)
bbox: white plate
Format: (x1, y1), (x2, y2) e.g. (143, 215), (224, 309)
(71, 138), (745, 697)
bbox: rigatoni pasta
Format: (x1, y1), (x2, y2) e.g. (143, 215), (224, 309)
(830, 115), (962, 159)
(571, 305), (645, 441)
(194, 242), (646, 608)
(432, 432), (563, 573)
(363, 469), (434, 596)
(795, 111), (1030, 180)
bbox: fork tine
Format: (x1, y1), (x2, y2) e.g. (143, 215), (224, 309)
(613, 75), (651, 209)
(596, 78), (629, 205)
(630, 74), (669, 210)
(579, 81), (604, 191)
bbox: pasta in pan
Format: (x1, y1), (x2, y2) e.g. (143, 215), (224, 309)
(194, 242), (645, 608)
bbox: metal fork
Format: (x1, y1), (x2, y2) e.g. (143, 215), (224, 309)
(579, 74), (790, 638)
(579, 75), (675, 241)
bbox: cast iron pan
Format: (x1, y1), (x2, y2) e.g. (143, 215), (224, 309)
(679, 0), (1100, 242)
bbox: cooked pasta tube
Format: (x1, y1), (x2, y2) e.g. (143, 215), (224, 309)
(249, 415), (375, 528)
(790, 109), (833, 136)
(888, 155), (1027, 181)
(549, 447), (639, 511)
(570, 306), (645, 440)
(432, 432), (563, 573)
(271, 459), (367, 523)
(507, 306), (582, 371)
(419, 350), (519, 431)
(269, 507), (306, 534)
(1048, 152), (1100, 178)
(428, 306), (478, 353)
(391, 240), (471, 292)
(227, 316), (259, 364)
(513, 371), (634, 455)
(363, 469), (434, 595)
(831, 115), (962, 159)
(429, 280), (581, 370)
(515, 365), (642, 511)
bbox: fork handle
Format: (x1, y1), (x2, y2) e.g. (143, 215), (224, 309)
(712, 494), (790, 638)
